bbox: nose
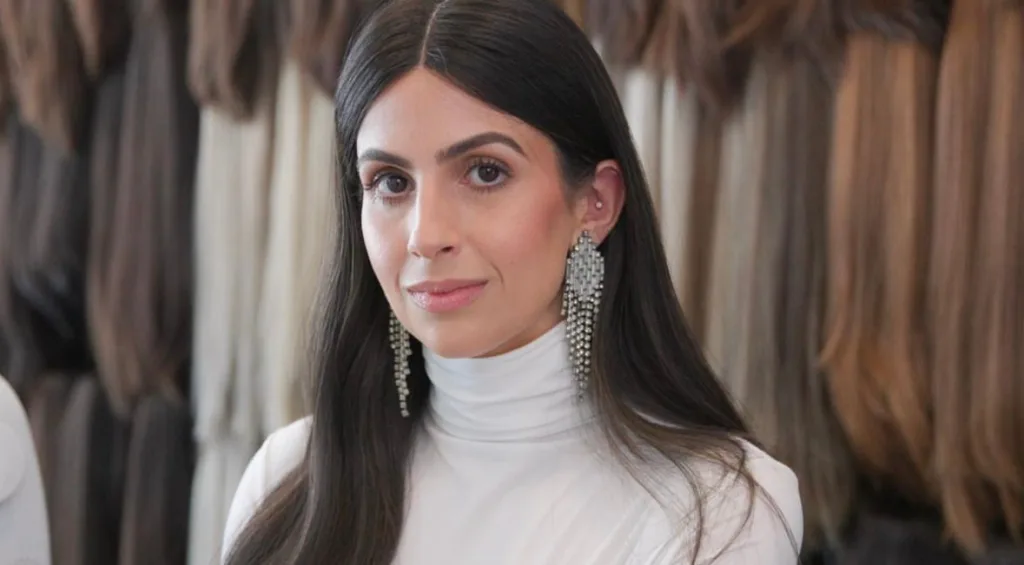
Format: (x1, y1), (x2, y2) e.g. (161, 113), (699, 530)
(407, 180), (458, 259)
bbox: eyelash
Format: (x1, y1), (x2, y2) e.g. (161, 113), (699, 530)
(362, 157), (512, 203)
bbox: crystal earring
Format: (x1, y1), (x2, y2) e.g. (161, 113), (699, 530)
(562, 230), (604, 402)
(389, 310), (412, 417)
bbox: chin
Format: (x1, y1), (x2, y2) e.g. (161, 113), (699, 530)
(408, 315), (503, 359)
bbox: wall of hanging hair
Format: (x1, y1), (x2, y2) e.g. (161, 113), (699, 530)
(0, 0), (1021, 564)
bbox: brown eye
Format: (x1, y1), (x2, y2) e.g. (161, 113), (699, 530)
(468, 161), (509, 187)
(375, 173), (410, 195)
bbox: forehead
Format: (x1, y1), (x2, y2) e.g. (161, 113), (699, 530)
(356, 68), (540, 157)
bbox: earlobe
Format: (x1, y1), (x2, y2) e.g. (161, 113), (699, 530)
(580, 159), (625, 244)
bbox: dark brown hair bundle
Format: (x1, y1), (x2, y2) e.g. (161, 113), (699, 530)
(66, 0), (132, 78)
(118, 395), (195, 565)
(86, 0), (199, 417)
(187, 0), (279, 119)
(0, 116), (93, 393)
(0, 0), (91, 152)
(51, 376), (129, 565)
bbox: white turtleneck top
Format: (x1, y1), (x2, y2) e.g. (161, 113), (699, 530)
(222, 323), (803, 564)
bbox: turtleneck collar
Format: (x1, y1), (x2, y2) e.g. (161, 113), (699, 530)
(423, 322), (594, 442)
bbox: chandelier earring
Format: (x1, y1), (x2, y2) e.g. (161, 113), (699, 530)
(561, 230), (604, 402)
(389, 309), (412, 417)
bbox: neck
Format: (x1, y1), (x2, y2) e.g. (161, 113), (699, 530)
(422, 322), (594, 442)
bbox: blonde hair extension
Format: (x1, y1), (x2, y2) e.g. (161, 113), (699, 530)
(704, 56), (769, 388)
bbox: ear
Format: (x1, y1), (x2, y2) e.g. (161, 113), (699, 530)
(574, 159), (625, 244)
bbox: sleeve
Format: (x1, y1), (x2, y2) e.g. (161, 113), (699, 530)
(0, 376), (52, 565)
(220, 417), (311, 563)
(641, 453), (804, 565)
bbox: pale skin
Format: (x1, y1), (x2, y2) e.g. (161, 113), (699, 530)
(356, 68), (625, 358)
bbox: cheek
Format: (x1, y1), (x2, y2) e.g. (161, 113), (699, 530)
(361, 205), (405, 292)
(487, 187), (573, 286)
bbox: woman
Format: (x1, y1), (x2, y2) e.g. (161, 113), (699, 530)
(0, 375), (51, 564)
(222, 0), (803, 563)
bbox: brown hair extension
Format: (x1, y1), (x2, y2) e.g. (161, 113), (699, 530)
(118, 395), (195, 565)
(968, 3), (1024, 544)
(585, 0), (663, 66)
(743, 49), (854, 549)
(87, 0), (198, 416)
(0, 0), (90, 152)
(929, 0), (998, 552)
(289, 0), (364, 95)
(66, 0), (131, 78)
(823, 2), (942, 507)
(187, 0), (279, 119)
(51, 376), (129, 565)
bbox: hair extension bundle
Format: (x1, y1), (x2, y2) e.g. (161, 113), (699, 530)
(739, 49), (854, 550)
(585, 0), (663, 66)
(967, 3), (1024, 547)
(642, 0), (751, 113)
(289, 0), (364, 95)
(118, 395), (195, 565)
(823, 1), (943, 509)
(24, 373), (75, 526)
(21, 137), (92, 359)
(704, 55), (769, 388)
(87, 0), (199, 416)
(0, 0), (90, 152)
(187, 0), (279, 119)
(0, 116), (92, 392)
(51, 376), (129, 565)
(929, 0), (1000, 552)
(66, 0), (131, 78)
(0, 118), (42, 389)
(656, 80), (721, 342)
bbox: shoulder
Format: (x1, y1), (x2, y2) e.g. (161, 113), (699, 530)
(637, 439), (803, 565)
(221, 416), (311, 559)
(0, 376), (51, 564)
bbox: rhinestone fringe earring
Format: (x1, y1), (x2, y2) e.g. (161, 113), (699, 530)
(389, 310), (412, 417)
(562, 230), (604, 401)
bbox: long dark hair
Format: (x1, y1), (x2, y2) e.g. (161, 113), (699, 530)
(226, 1), (760, 563)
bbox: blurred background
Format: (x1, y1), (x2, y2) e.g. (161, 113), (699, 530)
(0, 0), (1021, 564)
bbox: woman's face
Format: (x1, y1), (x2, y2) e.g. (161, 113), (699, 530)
(356, 68), (585, 358)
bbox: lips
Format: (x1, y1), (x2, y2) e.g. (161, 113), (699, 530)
(405, 279), (488, 314)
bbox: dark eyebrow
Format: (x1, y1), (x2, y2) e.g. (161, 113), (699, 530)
(356, 131), (526, 169)
(356, 149), (412, 169)
(435, 132), (526, 162)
